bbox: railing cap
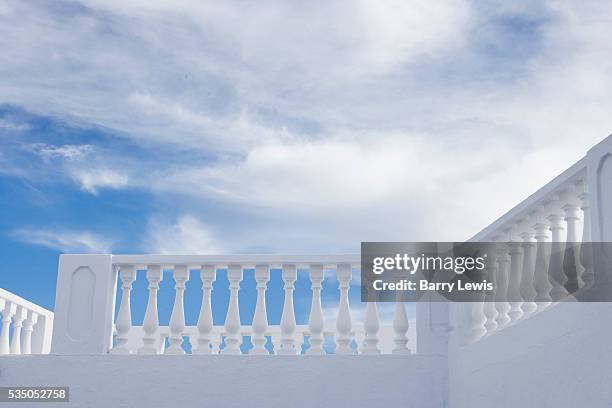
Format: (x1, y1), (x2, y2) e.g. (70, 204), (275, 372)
(0, 288), (54, 318)
(110, 254), (361, 268)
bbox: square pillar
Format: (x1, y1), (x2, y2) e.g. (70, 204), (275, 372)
(51, 254), (118, 354)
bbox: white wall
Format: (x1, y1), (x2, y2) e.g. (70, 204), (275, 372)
(449, 302), (612, 408)
(0, 355), (445, 408)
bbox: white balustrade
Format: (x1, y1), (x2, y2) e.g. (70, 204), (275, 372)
(38, 254), (422, 357)
(460, 133), (612, 344)
(0, 288), (53, 355)
(71, 256), (413, 357)
(462, 175), (595, 343)
(466, 183), (593, 342)
(56, 256), (419, 356)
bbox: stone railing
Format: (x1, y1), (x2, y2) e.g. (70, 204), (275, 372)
(51, 255), (414, 355)
(0, 288), (54, 355)
(455, 133), (612, 344)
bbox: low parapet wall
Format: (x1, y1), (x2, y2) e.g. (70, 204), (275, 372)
(449, 302), (612, 408)
(0, 354), (446, 408)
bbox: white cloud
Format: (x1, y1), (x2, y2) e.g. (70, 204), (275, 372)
(12, 228), (112, 253)
(82, 0), (471, 77)
(33, 143), (94, 161)
(72, 168), (129, 194)
(155, 132), (515, 211)
(21, 143), (130, 194)
(0, 0), (473, 152)
(0, 117), (30, 132)
(2, 1), (612, 251)
(146, 215), (222, 254)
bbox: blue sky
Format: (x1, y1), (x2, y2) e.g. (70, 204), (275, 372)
(1, 1), (612, 333)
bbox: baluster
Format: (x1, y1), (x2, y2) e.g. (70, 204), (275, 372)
(495, 238), (511, 329)
(519, 227), (537, 318)
(138, 265), (163, 354)
(563, 185), (582, 295)
(252, 265), (270, 355)
(307, 264), (325, 355)
(392, 301), (410, 354)
(195, 265), (216, 355)
(223, 265), (243, 355)
(547, 196), (568, 301)
(483, 245), (499, 335)
(507, 226), (523, 323)
(335, 264), (353, 355)
(21, 310), (38, 355)
(10, 306), (26, 355)
(0, 301), (15, 355)
(167, 265), (189, 355)
(279, 264), (297, 355)
(362, 276), (380, 354)
(467, 245), (488, 343)
(468, 300), (487, 344)
(533, 206), (552, 311)
(111, 265), (136, 354)
(578, 186), (593, 291)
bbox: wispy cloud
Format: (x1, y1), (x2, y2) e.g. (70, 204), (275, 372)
(20, 142), (130, 194)
(27, 143), (93, 162)
(0, 117), (30, 132)
(72, 168), (129, 194)
(12, 228), (113, 253)
(146, 215), (222, 254)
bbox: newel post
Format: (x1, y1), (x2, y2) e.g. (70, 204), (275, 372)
(583, 134), (612, 300)
(51, 254), (117, 354)
(586, 134), (612, 242)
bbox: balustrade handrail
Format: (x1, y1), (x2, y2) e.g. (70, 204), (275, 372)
(112, 254), (361, 268)
(0, 288), (54, 318)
